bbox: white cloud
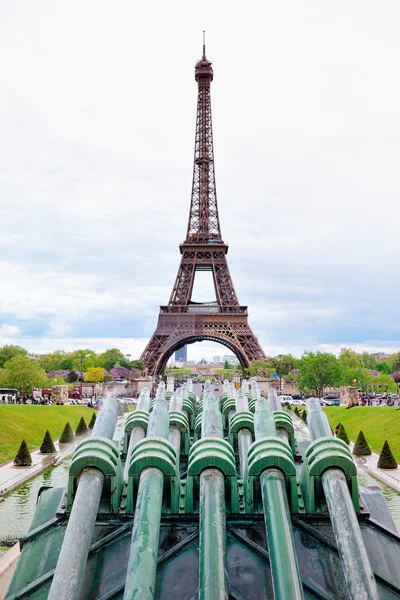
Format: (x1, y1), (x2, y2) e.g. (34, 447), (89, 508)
(0, 0), (400, 360)
(0, 324), (21, 337)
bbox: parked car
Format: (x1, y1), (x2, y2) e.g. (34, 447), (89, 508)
(322, 395), (340, 406)
(278, 395), (294, 405)
(290, 399), (306, 407)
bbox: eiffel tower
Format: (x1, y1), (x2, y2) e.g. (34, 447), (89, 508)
(141, 37), (265, 375)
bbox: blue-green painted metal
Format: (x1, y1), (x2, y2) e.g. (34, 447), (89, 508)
(6, 383), (400, 600)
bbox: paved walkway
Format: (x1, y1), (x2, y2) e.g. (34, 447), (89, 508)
(0, 443), (62, 496)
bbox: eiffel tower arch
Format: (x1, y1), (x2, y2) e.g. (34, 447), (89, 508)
(141, 39), (265, 376)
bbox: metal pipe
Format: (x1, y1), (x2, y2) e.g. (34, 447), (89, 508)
(306, 399), (379, 600)
(125, 389), (151, 479)
(199, 468), (229, 600)
(199, 391), (229, 600)
(48, 469), (105, 600)
(124, 385), (170, 600)
(238, 429), (252, 478)
(236, 388), (253, 478)
(260, 469), (304, 600)
(268, 388), (282, 412)
(48, 398), (118, 600)
(254, 396), (304, 600)
(92, 396), (118, 438)
(123, 467), (164, 600)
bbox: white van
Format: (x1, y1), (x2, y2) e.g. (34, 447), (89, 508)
(278, 395), (294, 404)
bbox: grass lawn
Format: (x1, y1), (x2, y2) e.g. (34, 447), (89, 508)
(0, 405), (97, 464)
(323, 407), (400, 461)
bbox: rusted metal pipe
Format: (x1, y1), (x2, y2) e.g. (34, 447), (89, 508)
(48, 398), (118, 600)
(306, 399), (379, 600)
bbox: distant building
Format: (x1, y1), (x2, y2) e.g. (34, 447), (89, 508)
(372, 352), (389, 360)
(175, 346), (187, 362)
(27, 352), (44, 359)
(213, 355), (221, 363)
(222, 354), (239, 365)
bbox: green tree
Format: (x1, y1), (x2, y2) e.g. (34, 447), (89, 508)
(130, 360), (145, 371)
(336, 423), (350, 445)
(352, 431), (371, 456)
(296, 352), (342, 396)
(339, 348), (362, 369)
(2, 355), (48, 392)
(0, 345), (27, 368)
(14, 440), (32, 466)
(59, 356), (75, 370)
(75, 417), (88, 436)
(376, 361), (391, 375)
(39, 351), (69, 372)
(377, 441), (398, 469)
(223, 360), (233, 370)
(98, 348), (127, 371)
(88, 413), (97, 429)
(59, 422), (74, 443)
(84, 367), (106, 382)
(40, 430), (56, 453)
(67, 370), (78, 383)
(359, 352), (377, 369)
(72, 349), (99, 371)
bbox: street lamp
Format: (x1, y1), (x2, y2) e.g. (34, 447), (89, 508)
(277, 354), (283, 393)
(126, 353), (131, 396)
(79, 353), (89, 401)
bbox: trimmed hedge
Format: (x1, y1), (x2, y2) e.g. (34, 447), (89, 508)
(336, 423), (350, 445)
(75, 417), (88, 436)
(40, 430), (56, 453)
(88, 413), (97, 429)
(59, 422), (74, 444)
(14, 440), (32, 466)
(377, 440), (398, 469)
(352, 430), (371, 456)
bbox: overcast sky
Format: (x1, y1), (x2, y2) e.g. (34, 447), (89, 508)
(1, 1), (399, 362)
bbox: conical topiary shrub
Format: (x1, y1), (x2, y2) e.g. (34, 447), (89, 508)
(75, 417), (88, 436)
(40, 430), (56, 454)
(123, 403), (129, 413)
(294, 407), (300, 417)
(59, 422), (74, 444)
(14, 440), (32, 466)
(117, 403), (124, 417)
(336, 423), (350, 445)
(377, 440), (398, 469)
(352, 430), (372, 456)
(88, 413), (97, 429)
(301, 409), (307, 422)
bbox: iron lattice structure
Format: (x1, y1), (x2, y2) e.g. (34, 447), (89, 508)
(141, 43), (265, 375)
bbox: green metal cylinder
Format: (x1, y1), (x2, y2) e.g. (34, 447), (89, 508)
(238, 428), (252, 478)
(254, 396), (276, 439)
(125, 426), (147, 480)
(123, 467), (164, 600)
(322, 470), (379, 600)
(199, 469), (229, 600)
(307, 399), (379, 599)
(168, 425), (181, 465)
(47, 469), (105, 600)
(268, 388), (281, 412)
(202, 391), (224, 438)
(148, 396), (169, 438)
(305, 397), (332, 440)
(92, 397), (118, 439)
(260, 469), (304, 600)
